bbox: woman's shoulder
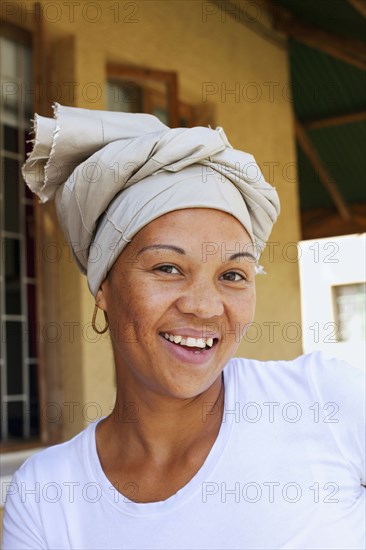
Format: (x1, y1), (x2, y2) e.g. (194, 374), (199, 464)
(12, 420), (97, 484)
(226, 351), (365, 401)
(226, 352), (365, 483)
(224, 351), (365, 437)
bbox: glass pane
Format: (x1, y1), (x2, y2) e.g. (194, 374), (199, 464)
(25, 204), (36, 278)
(29, 362), (40, 436)
(0, 39), (19, 126)
(8, 401), (24, 438)
(6, 321), (23, 394)
(4, 124), (18, 152)
(4, 158), (20, 232)
(5, 238), (21, 314)
(23, 46), (33, 118)
(333, 283), (366, 342)
(27, 283), (37, 358)
(152, 107), (169, 125)
(107, 81), (143, 112)
(0, 38), (18, 79)
(0, 77), (19, 124)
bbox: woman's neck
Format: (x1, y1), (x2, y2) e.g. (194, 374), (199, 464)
(98, 372), (224, 466)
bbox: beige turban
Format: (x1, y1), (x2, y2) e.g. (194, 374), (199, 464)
(22, 103), (280, 297)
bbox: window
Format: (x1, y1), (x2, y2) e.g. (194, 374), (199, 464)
(0, 32), (40, 444)
(333, 283), (366, 342)
(106, 64), (214, 128)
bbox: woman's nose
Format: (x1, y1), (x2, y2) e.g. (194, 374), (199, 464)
(175, 278), (224, 319)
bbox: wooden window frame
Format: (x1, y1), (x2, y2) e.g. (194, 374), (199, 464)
(107, 64), (180, 127)
(107, 63), (215, 129)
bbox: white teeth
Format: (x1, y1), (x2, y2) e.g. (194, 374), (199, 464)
(185, 337), (206, 348)
(185, 337), (195, 347)
(162, 333), (214, 349)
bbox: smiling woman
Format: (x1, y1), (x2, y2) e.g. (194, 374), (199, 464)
(2, 104), (365, 550)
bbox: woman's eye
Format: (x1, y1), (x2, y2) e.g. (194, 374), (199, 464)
(221, 271), (245, 282)
(155, 265), (180, 275)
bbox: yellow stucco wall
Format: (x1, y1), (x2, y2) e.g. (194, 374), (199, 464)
(1, 0), (302, 446)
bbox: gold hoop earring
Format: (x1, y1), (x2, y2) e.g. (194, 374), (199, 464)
(92, 304), (109, 334)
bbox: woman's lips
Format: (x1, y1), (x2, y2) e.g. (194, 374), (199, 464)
(159, 334), (218, 365)
(161, 332), (215, 348)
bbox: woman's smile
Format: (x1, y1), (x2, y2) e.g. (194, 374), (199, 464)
(159, 330), (219, 365)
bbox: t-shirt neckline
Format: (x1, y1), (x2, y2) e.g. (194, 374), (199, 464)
(85, 362), (237, 517)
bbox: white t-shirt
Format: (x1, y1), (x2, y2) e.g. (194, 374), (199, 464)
(2, 352), (365, 550)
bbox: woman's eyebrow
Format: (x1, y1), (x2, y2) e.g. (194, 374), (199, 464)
(228, 251), (257, 262)
(136, 244), (186, 256)
(137, 245), (257, 262)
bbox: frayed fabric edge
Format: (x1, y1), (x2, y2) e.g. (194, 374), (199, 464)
(42, 101), (61, 194)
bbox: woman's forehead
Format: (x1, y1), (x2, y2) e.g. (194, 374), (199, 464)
(135, 208), (253, 244)
(109, 208), (257, 273)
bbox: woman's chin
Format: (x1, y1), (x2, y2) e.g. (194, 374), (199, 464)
(151, 369), (223, 402)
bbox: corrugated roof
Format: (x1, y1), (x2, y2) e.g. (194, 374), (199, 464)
(277, 0), (366, 212)
(279, 0), (366, 41)
(297, 121), (366, 210)
(289, 40), (366, 119)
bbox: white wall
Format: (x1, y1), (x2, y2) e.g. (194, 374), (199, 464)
(299, 233), (366, 370)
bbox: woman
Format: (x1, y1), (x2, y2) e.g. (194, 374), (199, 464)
(2, 104), (365, 549)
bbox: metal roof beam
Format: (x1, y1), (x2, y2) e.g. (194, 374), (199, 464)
(303, 111), (366, 130)
(295, 119), (351, 220)
(273, 15), (366, 71)
(256, 0), (366, 70)
(348, 0), (366, 18)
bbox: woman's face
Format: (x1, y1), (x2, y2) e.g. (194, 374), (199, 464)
(97, 208), (256, 399)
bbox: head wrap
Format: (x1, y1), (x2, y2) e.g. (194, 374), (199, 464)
(22, 103), (280, 297)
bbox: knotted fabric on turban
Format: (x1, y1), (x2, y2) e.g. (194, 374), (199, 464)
(22, 103), (280, 297)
